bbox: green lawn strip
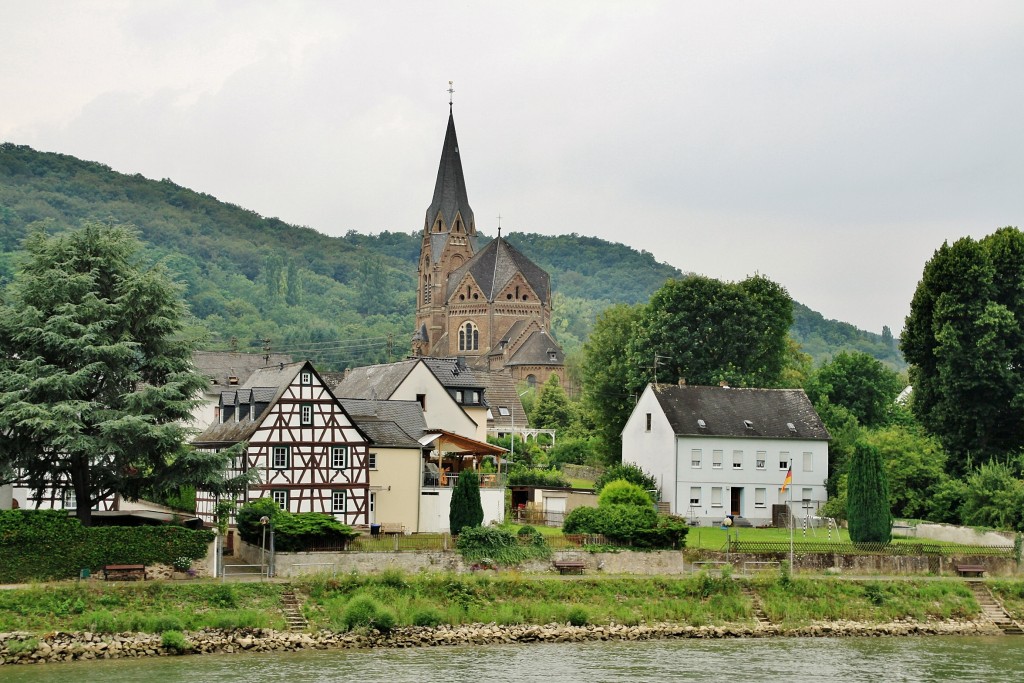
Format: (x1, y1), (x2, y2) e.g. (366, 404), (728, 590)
(990, 581), (1024, 621)
(0, 581), (286, 633)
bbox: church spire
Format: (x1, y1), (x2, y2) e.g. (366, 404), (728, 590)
(424, 101), (475, 239)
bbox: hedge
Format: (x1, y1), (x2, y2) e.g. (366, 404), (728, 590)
(0, 510), (213, 582)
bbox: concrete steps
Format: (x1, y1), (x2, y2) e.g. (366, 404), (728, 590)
(280, 587), (308, 632)
(741, 585), (770, 626)
(968, 581), (1024, 635)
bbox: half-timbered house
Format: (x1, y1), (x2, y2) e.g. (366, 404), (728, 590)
(193, 361), (371, 527)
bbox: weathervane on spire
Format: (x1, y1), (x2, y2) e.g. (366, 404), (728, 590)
(448, 80), (454, 109)
(496, 213), (502, 238)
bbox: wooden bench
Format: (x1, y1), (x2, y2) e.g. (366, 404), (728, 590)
(955, 563), (986, 578)
(103, 564), (147, 581)
(553, 560), (585, 575)
(380, 523), (405, 536)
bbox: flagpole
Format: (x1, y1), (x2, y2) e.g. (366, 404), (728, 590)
(789, 476), (794, 574)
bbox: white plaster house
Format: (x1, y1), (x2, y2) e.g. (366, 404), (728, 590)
(622, 384), (830, 527)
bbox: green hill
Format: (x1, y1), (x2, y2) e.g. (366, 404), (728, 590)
(0, 142), (903, 370)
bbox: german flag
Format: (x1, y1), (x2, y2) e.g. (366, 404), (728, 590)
(780, 467), (793, 493)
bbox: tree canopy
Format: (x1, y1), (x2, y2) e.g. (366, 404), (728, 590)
(805, 351), (903, 429)
(901, 227), (1024, 474)
(0, 221), (245, 524)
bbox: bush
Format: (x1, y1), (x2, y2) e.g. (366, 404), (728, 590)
(456, 525), (550, 565)
(161, 630), (190, 652)
(341, 596), (396, 633)
(566, 607), (589, 626)
(235, 500), (358, 551)
(411, 607), (444, 627)
(508, 466), (570, 488)
(450, 470), (484, 535)
(562, 504), (659, 543)
(235, 498), (282, 545)
(594, 464), (659, 502)
(597, 480), (655, 508)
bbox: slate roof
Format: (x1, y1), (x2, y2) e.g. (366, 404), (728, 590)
(420, 357), (488, 391)
(650, 385), (830, 440)
(338, 398), (426, 449)
(192, 351), (294, 388)
(505, 330), (565, 367)
(425, 111), (474, 246)
(445, 237), (551, 305)
(478, 373), (529, 431)
(327, 360), (419, 400)
(192, 361), (308, 446)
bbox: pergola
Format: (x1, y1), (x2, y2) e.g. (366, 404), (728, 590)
(419, 429), (508, 486)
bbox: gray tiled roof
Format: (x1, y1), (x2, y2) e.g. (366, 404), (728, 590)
(478, 373), (529, 431)
(650, 385), (830, 440)
(338, 398), (426, 448)
(420, 357), (487, 390)
(425, 111), (474, 243)
(328, 360), (419, 400)
(192, 351), (294, 388)
(445, 237), (551, 305)
(505, 330), (565, 366)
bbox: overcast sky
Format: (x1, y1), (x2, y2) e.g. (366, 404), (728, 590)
(3, 1), (1022, 335)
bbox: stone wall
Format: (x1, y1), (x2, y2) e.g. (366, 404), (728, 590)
(892, 521), (1018, 547)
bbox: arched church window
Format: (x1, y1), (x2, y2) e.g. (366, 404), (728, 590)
(459, 321), (479, 351)
(526, 374), (537, 388)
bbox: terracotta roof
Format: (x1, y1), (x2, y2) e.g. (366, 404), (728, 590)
(649, 385), (830, 440)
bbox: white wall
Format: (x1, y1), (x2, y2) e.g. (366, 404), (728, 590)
(621, 386), (678, 508)
(392, 363), (479, 439)
(417, 487), (504, 533)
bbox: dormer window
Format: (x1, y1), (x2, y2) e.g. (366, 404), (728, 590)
(455, 390), (464, 403)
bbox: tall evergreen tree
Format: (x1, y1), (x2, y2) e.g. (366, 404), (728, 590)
(0, 221), (247, 525)
(531, 374), (574, 431)
(449, 469), (483, 534)
(846, 442), (892, 543)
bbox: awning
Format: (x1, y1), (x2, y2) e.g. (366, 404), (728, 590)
(418, 429), (507, 456)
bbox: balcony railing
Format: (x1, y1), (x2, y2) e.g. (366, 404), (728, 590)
(422, 472), (507, 489)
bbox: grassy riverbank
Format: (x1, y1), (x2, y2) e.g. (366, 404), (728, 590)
(4, 573), (1018, 636)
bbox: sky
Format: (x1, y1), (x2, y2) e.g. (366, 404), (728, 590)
(3, 1), (1022, 336)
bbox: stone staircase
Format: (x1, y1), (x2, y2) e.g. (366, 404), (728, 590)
(280, 587), (308, 632)
(741, 585), (770, 627)
(967, 581), (1024, 635)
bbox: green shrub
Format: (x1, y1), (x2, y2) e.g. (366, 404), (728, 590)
(235, 498), (282, 545)
(566, 607), (589, 626)
(450, 470), (484, 535)
(598, 480), (655, 508)
(594, 464), (659, 502)
(456, 526), (550, 565)
(161, 630), (190, 652)
(208, 583), (238, 608)
(235, 500), (358, 551)
(411, 607), (444, 627)
(508, 466), (570, 488)
(341, 596), (396, 633)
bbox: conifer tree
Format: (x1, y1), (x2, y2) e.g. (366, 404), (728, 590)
(449, 469), (483, 534)
(0, 221), (249, 525)
(846, 442), (892, 543)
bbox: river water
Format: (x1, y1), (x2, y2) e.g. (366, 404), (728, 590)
(3, 637), (1023, 682)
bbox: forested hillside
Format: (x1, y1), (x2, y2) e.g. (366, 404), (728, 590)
(0, 143), (903, 370)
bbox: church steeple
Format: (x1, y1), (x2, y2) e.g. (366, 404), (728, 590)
(423, 110), (475, 241)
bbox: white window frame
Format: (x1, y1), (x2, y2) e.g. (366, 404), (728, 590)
(300, 371), (312, 385)
(711, 486), (723, 508)
(779, 452), (790, 470)
(756, 450), (766, 470)
(331, 446), (348, 469)
(64, 488), (77, 510)
(367, 452), (377, 470)
(690, 448), (702, 468)
(272, 446), (289, 469)
(803, 451), (813, 472)
(271, 490), (288, 510)
(732, 450), (743, 469)
(755, 487), (766, 508)
(369, 491), (376, 515)
(689, 486), (701, 506)
(301, 403), (313, 425)
(332, 489), (347, 514)
(712, 450), (723, 469)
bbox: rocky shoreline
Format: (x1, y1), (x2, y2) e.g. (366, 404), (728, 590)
(0, 619), (1003, 665)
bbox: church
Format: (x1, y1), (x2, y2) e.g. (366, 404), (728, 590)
(411, 105), (565, 389)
